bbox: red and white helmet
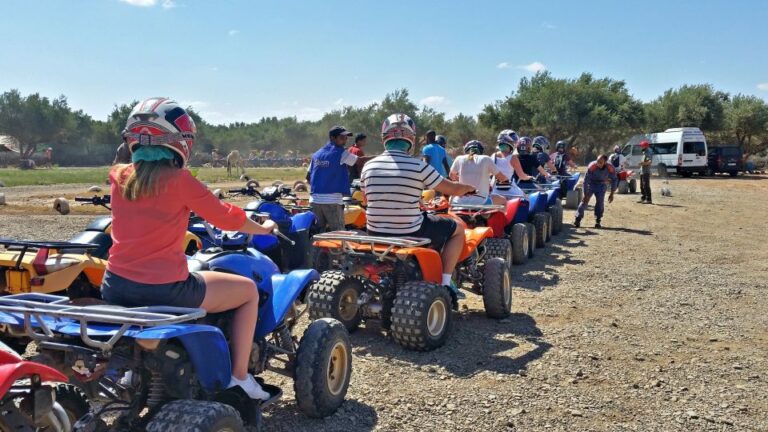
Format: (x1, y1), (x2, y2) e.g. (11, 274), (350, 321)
(381, 113), (416, 148)
(124, 97), (196, 165)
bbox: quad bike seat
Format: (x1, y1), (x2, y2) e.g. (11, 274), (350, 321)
(85, 217), (112, 232)
(66, 231), (112, 259)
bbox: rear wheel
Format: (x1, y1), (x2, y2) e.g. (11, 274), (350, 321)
(484, 238), (512, 270)
(681, 171), (693, 178)
(705, 167), (714, 176)
(510, 224), (528, 265)
(294, 318), (352, 418)
(548, 205), (563, 235)
(524, 223), (536, 258)
(54, 384), (90, 426)
(146, 400), (244, 432)
(532, 213), (548, 248)
(482, 258), (512, 319)
(629, 178), (637, 194)
(565, 189), (580, 209)
(391, 281), (452, 351)
(729, 171), (738, 177)
(617, 180), (629, 194)
(307, 271), (363, 332)
(545, 213), (553, 242)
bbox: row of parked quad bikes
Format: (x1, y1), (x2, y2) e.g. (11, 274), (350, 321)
(0, 170), (606, 431)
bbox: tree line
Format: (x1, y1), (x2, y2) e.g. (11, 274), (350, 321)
(1, 72), (767, 167)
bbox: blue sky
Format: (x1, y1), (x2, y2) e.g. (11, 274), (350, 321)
(1, 0), (766, 124)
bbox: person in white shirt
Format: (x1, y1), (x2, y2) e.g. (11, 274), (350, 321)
(608, 145), (626, 171)
(492, 130), (532, 199)
(449, 140), (509, 206)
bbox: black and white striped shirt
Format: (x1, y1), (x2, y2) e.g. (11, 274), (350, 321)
(360, 150), (444, 234)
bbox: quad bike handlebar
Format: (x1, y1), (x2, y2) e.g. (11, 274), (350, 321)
(74, 194), (111, 210)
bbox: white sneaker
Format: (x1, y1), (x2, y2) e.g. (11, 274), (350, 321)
(228, 375), (270, 400)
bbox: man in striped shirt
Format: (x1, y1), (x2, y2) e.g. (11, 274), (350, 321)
(362, 113), (475, 294)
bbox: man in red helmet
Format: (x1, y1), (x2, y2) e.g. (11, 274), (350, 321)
(638, 140), (653, 204)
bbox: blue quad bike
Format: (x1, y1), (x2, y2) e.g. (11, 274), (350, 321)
(189, 184), (316, 274)
(513, 180), (564, 256)
(557, 172), (583, 210)
(0, 220), (352, 431)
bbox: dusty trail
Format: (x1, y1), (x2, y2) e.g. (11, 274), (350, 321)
(1, 176), (765, 431)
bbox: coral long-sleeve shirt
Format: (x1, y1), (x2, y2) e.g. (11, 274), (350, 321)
(107, 167), (246, 284)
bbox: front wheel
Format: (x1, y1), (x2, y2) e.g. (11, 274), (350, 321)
(524, 223), (536, 259)
(548, 205), (563, 236)
(482, 258), (512, 319)
(532, 213), (549, 248)
(294, 318), (352, 418)
(54, 384), (90, 426)
(565, 189), (580, 209)
(617, 180), (629, 194)
(146, 400), (244, 432)
(307, 271), (364, 332)
(484, 238), (512, 271)
(628, 178), (637, 194)
(391, 281), (452, 351)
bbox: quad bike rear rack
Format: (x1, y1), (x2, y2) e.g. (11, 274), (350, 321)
(450, 204), (506, 211)
(0, 239), (101, 270)
(0, 293), (206, 352)
(313, 231), (430, 260)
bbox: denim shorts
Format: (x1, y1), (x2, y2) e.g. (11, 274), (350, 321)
(101, 271), (207, 308)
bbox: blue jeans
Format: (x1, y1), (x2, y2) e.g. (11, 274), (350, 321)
(576, 183), (607, 220)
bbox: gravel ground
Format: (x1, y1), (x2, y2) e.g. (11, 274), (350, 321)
(1, 176), (766, 431)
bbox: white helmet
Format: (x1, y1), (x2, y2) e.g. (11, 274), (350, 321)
(124, 97), (196, 165)
(381, 113), (416, 148)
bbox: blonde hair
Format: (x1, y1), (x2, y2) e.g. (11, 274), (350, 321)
(115, 160), (175, 201)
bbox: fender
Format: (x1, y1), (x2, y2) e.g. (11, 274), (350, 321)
(460, 227), (494, 261)
(134, 324), (231, 393)
(290, 211), (315, 233)
(504, 198), (521, 224)
(0, 355), (68, 396)
(566, 173), (581, 191)
(545, 189), (559, 208)
(207, 250), (279, 292)
(256, 202), (292, 223)
(486, 212), (507, 239)
(257, 269), (319, 338)
(395, 248), (442, 284)
(512, 199), (531, 224)
(528, 192), (548, 214)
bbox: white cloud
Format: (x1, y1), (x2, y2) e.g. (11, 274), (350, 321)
(334, 98), (344, 106)
(496, 62), (511, 69)
(119, 0), (156, 6)
(542, 22), (556, 29)
(518, 61), (547, 73)
(419, 96), (448, 107)
(228, 29), (239, 36)
(757, 83), (768, 91)
(119, 0), (176, 8)
(209, 66), (219, 72)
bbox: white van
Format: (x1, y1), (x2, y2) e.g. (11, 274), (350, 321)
(622, 127), (708, 177)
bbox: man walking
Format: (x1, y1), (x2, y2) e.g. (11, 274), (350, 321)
(638, 140), (653, 204)
(308, 125), (359, 231)
(574, 154), (618, 229)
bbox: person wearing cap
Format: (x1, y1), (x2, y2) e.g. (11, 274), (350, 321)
(307, 125), (359, 231)
(574, 154), (618, 229)
(421, 130), (451, 178)
(347, 133), (367, 181)
(638, 140), (653, 204)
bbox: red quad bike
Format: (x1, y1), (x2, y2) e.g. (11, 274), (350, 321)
(307, 229), (512, 351)
(0, 342), (90, 431)
(616, 169), (637, 194)
(449, 199), (530, 266)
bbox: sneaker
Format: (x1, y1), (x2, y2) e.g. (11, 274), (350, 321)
(637, 199), (646, 203)
(594, 221), (602, 229)
(445, 280), (466, 300)
(228, 375), (271, 400)
(643, 201), (653, 205)
(573, 217), (581, 228)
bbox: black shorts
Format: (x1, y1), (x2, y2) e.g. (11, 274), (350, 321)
(101, 271), (207, 308)
(369, 213), (457, 252)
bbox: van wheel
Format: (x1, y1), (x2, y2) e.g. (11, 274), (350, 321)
(729, 171), (738, 177)
(705, 167), (714, 176)
(681, 171), (693, 178)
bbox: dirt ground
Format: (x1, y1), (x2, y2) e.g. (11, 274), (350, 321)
(0, 175), (766, 431)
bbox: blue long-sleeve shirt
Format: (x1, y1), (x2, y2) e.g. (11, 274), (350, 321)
(584, 161), (618, 192)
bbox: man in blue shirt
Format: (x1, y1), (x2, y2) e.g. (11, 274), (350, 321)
(421, 130), (450, 178)
(308, 125), (358, 231)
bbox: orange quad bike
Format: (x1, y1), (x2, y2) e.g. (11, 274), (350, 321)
(306, 227), (512, 351)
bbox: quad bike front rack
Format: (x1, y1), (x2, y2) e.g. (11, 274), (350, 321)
(313, 231), (431, 261)
(0, 293), (206, 352)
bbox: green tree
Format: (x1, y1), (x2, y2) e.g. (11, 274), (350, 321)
(724, 94), (768, 157)
(0, 90), (75, 157)
(644, 84), (728, 131)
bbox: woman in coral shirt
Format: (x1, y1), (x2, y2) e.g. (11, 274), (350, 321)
(102, 98), (274, 400)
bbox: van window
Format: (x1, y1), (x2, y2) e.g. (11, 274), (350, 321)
(621, 145), (631, 157)
(683, 141), (706, 156)
(651, 142), (677, 155)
